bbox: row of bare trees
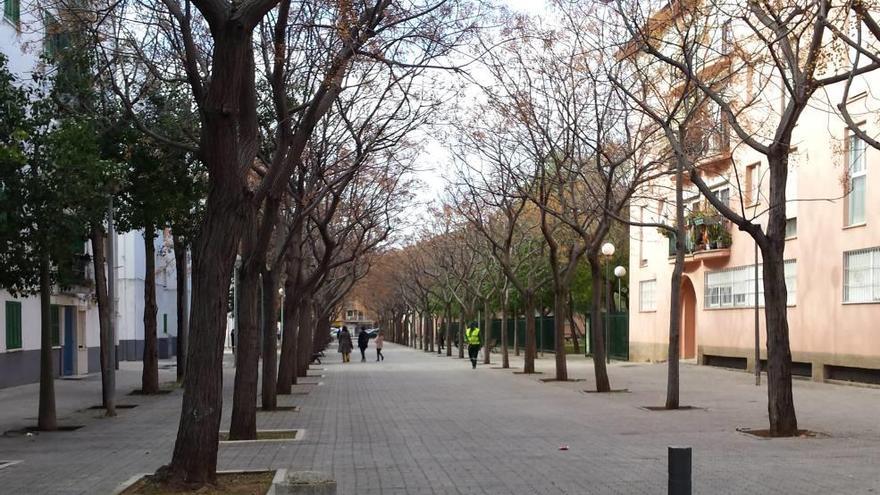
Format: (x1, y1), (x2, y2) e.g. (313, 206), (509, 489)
(19, 0), (487, 488)
(367, 0), (880, 440)
(12, 0), (879, 488)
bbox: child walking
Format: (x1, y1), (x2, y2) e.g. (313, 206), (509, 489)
(375, 330), (385, 361)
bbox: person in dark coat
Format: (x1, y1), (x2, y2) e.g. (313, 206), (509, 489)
(338, 326), (353, 363)
(357, 326), (370, 362)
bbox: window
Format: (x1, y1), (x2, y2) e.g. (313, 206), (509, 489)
(745, 163), (762, 205)
(346, 310), (354, 319)
(705, 260), (796, 308)
(713, 187), (730, 208)
(50, 305), (60, 347)
(639, 280), (657, 312)
(639, 206), (647, 266)
(784, 151), (798, 229)
(5, 301), (22, 350)
(43, 10), (68, 59)
(848, 133), (867, 225)
(163, 313), (168, 334)
(844, 247), (880, 303)
(785, 218), (798, 238)
(4, 0), (20, 26)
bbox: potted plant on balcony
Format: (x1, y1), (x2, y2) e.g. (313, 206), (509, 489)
(718, 229), (732, 249)
(706, 223), (731, 249)
(686, 210), (708, 251)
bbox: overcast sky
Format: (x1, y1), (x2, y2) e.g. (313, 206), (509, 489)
(412, 0), (549, 207)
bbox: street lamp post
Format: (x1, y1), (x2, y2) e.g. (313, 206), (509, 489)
(279, 287), (285, 343)
(614, 266), (627, 310)
(614, 265), (626, 362)
(601, 242), (615, 364)
(233, 255), (241, 361)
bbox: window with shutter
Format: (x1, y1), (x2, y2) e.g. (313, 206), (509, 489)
(5, 301), (22, 350)
(3, 0), (20, 26)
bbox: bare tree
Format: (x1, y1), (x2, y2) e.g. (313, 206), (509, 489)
(608, 0), (878, 433)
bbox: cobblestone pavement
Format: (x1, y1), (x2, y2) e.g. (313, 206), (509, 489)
(0, 344), (879, 494)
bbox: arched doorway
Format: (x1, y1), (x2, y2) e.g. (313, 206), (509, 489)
(680, 276), (697, 359)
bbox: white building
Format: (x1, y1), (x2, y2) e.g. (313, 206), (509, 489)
(0, 0), (104, 388)
(0, 1), (189, 387)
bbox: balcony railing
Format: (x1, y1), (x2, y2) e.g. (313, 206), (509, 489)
(58, 254), (94, 294)
(667, 214), (732, 257)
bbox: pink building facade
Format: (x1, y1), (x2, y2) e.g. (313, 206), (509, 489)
(628, 72), (880, 384)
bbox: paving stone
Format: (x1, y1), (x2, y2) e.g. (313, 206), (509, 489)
(1, 347), (879, 493)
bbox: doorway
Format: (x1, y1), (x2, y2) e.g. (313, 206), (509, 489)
(62, 307), (76, 376)
(680, 276), (697, 359)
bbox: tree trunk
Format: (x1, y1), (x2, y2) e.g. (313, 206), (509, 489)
(567, 294), (580, 355)
(173, 234), (188, 384)
(523, 292), (536, 374)
(588, 256), (611, 392)
(277, 278), (299, 393)
(402, 312), (410, 348)
(416, 313), (420, 349)
(553, 288), (568, 381)
(426, 311), (434, 353)
(666, 153), (686, 410)
(90, 223), (115, 416)
(142, 225), (160, 395)
(514, 308), (519, 357)
(483, 299), (491, 365)
(261, 269), (280, 410)
(229, 259), (260, 440)
(38, 249), (57, 431)
(164, 27), (257, 485)
(500, 290), (509, 368)
(296, 294), (313, 377)
(277, 295), (300, 391)
(762, 243), (798, 435)
(446, 305), (453, 356)
(458, 308), (465, 359)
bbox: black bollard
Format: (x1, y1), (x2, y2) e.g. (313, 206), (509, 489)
(668, 446), (692, 495)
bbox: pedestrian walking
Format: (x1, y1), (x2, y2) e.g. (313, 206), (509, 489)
(338, 326), (353, 363)
(438, 332), (445, 352)
(465, 321), (481, 369)
(358, 326), (370, 362)
(375, 330), (385, 361)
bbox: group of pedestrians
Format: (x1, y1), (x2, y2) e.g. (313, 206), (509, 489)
(336, 326), (384, 363)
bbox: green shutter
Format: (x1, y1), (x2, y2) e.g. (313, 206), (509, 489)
(4, 0), (21, 26)
(50, 305), (60, 346)
(5, 301), (22, 350)
(163, 313), (168, 334)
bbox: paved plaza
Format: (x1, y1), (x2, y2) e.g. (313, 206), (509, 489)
(0, 344), (879, 494)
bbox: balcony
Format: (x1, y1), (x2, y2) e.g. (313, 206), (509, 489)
(57, 254), (94, 295)
(667, 213), (732, 270)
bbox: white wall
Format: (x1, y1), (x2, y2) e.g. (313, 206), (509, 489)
(0, 1), (42, 80)
(115, 229), (188, 346)
(0, 290), (99, 353)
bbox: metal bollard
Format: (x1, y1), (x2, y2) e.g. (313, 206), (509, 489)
(668, 446), (692, 495)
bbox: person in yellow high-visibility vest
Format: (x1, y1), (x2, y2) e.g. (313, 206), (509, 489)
(465, 321), (481, 369)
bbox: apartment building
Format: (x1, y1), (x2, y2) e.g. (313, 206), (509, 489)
(627, 5), (880, 384)
(0, 0), (103, 387)
(333, 299), (375, 333)
(0, 2), (187, 387)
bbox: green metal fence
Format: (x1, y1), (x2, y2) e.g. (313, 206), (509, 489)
(481, 312), (629, 361)
(586, 312), (629, 361)
(487, 316), (556, 353)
